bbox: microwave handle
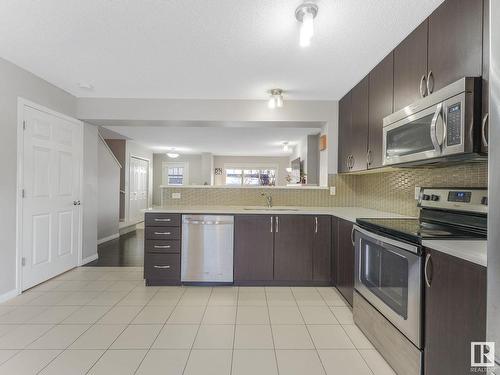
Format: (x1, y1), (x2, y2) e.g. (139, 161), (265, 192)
(430, 102), (444, 152)
(481, 113), (489, 147)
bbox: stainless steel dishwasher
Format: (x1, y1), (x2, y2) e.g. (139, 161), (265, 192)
(181, 215), (234, 283)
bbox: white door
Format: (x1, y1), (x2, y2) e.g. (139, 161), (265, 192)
(21, 105), (82, 290)
(129, 157), (149, 222)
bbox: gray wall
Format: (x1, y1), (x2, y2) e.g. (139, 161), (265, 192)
(82, 124), (99, 261)
(0, 57), (76, 298)
(153, 153), (203, 205)
(97, 137), (121, 241)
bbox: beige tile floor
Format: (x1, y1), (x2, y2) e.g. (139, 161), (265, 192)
(0, 267), (396, 375)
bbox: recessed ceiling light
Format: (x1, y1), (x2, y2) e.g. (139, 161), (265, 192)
(268, 89), (284, 109)
(295, 3), (318, 47)
(78, 82), (94, 90)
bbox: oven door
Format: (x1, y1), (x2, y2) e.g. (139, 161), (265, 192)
(354, 226), (423, 348)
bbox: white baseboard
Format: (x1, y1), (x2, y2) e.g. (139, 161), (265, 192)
(97, 233), (119, 245)
(0, 289), (19, 304)
(81, 253), (99, 265)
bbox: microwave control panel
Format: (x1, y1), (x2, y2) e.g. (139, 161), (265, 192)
(446, 103), (461, 146)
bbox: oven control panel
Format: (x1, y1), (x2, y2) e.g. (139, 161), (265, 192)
(446, 102), (462, 146)
(418, 188), (488, 213)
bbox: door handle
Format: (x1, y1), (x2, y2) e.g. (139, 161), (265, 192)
(314, 217), (318, 233)
(153, 245), (171, 249)
(351, 227), (355, 247)
(481, 113), (489, 147)
(73, 200), (81, 206)
(275, 216), (279, 233)
(419, 74), (427, 98)
(424, 253), (432, 287)
(366, 149), (372, 166)
(426, 71), (434, 95)
(154, 218), (171, 222)
(154, 232), (171, 235)
(153, 265), (171, 269)
(430, 103), (443, 152)
(350, 155), (355, 170)
(270, 216), (273, 233)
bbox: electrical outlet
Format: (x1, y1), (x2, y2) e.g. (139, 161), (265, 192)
(330, 186), (336, 196)
(172, 193), (181, 199)
(415, 186), (421, 200)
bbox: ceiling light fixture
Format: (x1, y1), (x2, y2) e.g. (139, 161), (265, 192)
(268, 89), (284, 109)
(166, 149), (180, 158)
(295, 3), (318, 48)
(282, 142), (290, 152)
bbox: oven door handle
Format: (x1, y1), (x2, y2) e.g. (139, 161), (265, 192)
(430, 102), (444, 152)
(424, 253), (432, 288)
(353, 225), (421, 255)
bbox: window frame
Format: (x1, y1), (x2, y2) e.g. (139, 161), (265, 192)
(223, 163), (279, 186)
(162, 162), (189, 186)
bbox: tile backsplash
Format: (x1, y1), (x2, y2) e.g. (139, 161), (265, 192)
(161, 162), (488, 217)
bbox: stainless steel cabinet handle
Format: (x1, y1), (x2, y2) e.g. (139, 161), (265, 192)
(275, 216), (279, 233)
(314, 217), (318, 233)
(346, 156), (350, 170)
(350, 155), (355, 170)
(351, 227), (355, 246)
(154, 218), (171, 222)
(154, 245), (171, 249)
(424, 253), (432, 287)
(482, 113), (489, 147)
(426, 71), (434, 95)
(419, 74), (427, 98)
(270, 216), (273, 233)
(367, 149), (372, 166)
(153, 265), (171, 269)
(154, 232), (171, 235)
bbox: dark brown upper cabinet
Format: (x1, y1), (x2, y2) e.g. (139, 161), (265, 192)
(312, 216), (332, 281)
(424, 248), (486, 375)
(368, 52), (394, 169)
(393, 20), (428, 111)
(338, 92), (352, 173)
(274, 215), (314, 281)
(234, 215), (274, 282)
(427, 0), (483, 94)
(350, 76), (369, 172)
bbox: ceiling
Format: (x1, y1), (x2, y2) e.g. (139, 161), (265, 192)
(101, 124), (322, 156)
(0, 0), (443, 100)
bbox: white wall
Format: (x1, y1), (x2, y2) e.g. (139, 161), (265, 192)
(213, 155), (291, 186)
(153, 153), (203, 205)
(97, 136), (120, 241)
(125, 141), (153, 221)
(82, 123), (99, 261)
(0, 57), (76, 299)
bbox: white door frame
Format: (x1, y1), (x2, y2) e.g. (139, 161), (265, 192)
(16, 98), (84, 294)
(128, 155), (150, 223)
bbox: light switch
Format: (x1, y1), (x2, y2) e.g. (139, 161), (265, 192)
(330, 186), (336, 196)
(172, 192), (181, 199)
(415, 186), (421, 200)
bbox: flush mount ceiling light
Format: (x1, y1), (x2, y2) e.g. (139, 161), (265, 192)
(268, 89), (284, 109)
(282, 142), (290, 152)
(295, 2), (318, 47)
(166, 148), (180, 158)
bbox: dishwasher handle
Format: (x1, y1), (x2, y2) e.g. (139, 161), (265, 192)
(183, 219), (233, 225)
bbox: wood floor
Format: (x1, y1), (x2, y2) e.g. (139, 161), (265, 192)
(85, 228), (144, 267)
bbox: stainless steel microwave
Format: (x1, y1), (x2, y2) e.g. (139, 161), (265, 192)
(383, 77), (486, 167)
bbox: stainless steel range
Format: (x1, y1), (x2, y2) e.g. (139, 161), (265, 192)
(353, 187), (487, 374)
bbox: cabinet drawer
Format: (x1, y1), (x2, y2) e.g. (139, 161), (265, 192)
(145, 254), (180, 281)
(145, 213), (181, 227)
(145, 240), (180, 254)
(145, 227), (181, 240)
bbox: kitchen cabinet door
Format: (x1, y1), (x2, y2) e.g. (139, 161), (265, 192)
(336, 219), (355, 306)
(424, 249), (486, 375)
(312, 216), (332, 281)
(393, 20), (428, 111)
(338, 92), (352, 173)
(274, 215), (314, 281)
(350, 76), (369, 172)
(368, 52), (394, 169)
(234, 215), (274, 282)
(427, 0), (483, 94)
(330, 217), (339, 286)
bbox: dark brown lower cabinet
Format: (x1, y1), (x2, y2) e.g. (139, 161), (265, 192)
(335, 219), (355, 306)
(424, 249), (486, 375)
(313, 216), (332, 281)
(234, 215), (274, 282)
(330, 217), (339, 286)
(274, 215), (314, 281)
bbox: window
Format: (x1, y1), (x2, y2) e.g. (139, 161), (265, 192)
(225, 167), (277, 186)
(163, 162), (189, 186)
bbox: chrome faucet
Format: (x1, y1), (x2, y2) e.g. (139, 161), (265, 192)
(261, 192), (273, 208)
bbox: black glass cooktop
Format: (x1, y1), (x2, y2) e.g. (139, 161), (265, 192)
(356, 218), (487, 244)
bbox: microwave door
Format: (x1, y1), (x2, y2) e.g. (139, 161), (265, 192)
(383, 104), (444, 166)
